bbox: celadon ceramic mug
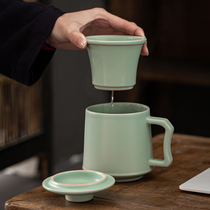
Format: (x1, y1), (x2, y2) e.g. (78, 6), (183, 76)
(82, 103), (174, 182)
(86, 35), (146, 91)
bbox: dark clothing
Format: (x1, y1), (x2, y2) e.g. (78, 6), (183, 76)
(0, 0), (64, 85)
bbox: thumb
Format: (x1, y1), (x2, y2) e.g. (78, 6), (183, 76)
(69, 31), (87, 49)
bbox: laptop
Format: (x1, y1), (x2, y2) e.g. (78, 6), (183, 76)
(179, 167), (210, 194)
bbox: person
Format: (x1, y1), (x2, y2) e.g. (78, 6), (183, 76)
(0, 0), (149, 86)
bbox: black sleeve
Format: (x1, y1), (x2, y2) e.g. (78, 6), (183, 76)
(0, 0), (64, 85)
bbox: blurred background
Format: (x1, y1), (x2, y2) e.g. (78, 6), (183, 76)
(1, 0), (210, 208)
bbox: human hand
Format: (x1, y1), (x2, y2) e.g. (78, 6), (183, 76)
(46, 8), (149, 55)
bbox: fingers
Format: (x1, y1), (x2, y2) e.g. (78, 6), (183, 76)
(94, 9), (149, 55)
(54, 8), (149, 53)
(141, 43), (149, 56)
(111, 16), (149, 55)
(69, 31), (87, 49)
(96, 9), (143, 36)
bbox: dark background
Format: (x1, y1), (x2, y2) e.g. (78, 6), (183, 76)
(109, 0), (210, 136)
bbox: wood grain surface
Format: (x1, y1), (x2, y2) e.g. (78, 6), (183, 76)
(5, 134), (210, 210)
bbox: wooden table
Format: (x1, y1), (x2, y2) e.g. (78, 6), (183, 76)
(5, 134), (210, 210)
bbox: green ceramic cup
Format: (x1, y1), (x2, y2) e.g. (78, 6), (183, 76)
(86, 35), (146, 91)
(82, 103), (174, 182)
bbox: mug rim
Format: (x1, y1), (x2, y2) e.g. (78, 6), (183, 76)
(86, 102), (149, 115)
(86, 35), (147, 45)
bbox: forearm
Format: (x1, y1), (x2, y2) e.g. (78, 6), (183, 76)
(0, 0), (64, 85)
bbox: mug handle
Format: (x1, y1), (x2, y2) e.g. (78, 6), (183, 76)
(147, 116), (174, 167)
